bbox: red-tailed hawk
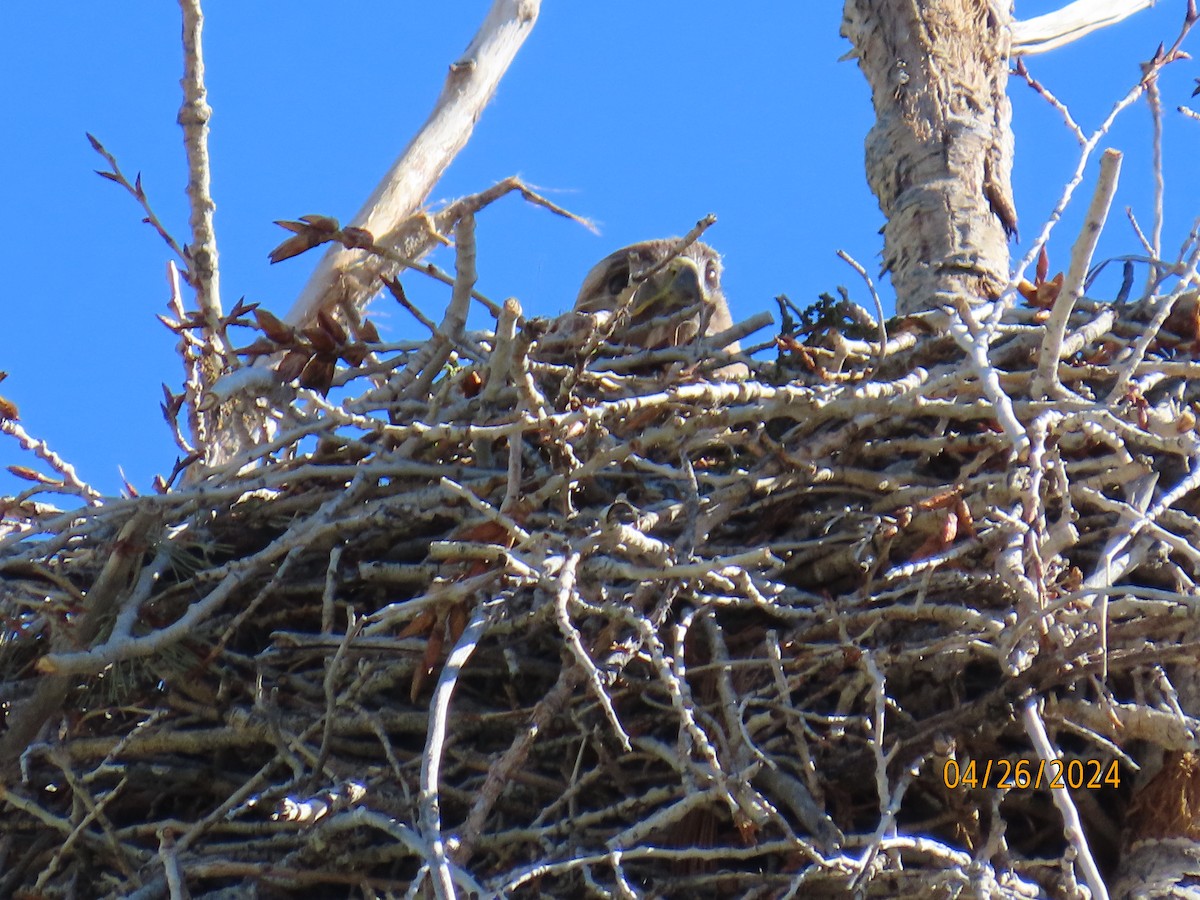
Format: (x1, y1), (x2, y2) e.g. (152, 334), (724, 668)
(574, 240), (733, 347)
(557, 239), (742, 377)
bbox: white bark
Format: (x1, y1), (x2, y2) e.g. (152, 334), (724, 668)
(842, 0), (1016, 316)
(1013, 0), (1156, 56)
(282, 0), (541, 327)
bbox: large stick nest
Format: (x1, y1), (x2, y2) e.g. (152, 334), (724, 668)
(4, 278), (1200, 898)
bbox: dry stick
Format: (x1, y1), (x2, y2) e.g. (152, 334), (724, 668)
(635, 214), (717, 285)
(1021, 700), (1110, 900)
(158, 829), (188, 900)
(642, 611), (749, 824)
(502, 417), (524, 515)
(948, 300), (1030, 457)
(283, 0), (541, 327)
(552, 552), (632, 750)
(164, 261), (202, 455)
(1078, 482), (1200, 569)
(332, 808), (486, 893)
(1126, 205), (1157, 259)
(996, 32), (1192, 327)
(0, 510), (160, 771)
(1107, 252), (1200, 403)
(419, 596), (499, 900)
(485, 295), (525, 507)
(1058, 307), (1117, 361)
(453, 664), (585, 864)
(320, 544), (343, 634)
(1033, 149), (1122, 400)
(0, 420), (102, 504)
(701, 617), (763, 774)
(177, 0), (224, 345)
(596, 312), (772, 374)
(1012, 0), (1154, 55)
(763, 630), (840, 844)
(847, 648), (918, 896)
(439, 475), (529, 543)
(1146, 72), (1166, 268)
(313, 610), (362, 784)
(392, 213), (478, 402)
(482, 297), (521, 407)
(173, 733), (317, 854)
(40, 475), (374, 676)
(333, 176), (585, 323)
(37, 760), (133, 889)
(107, 542), (177, 649)
(498, 838), (833, 895)
(1021, 410), (1059, 632)
(610, 790), (716, 852)
(835, 250), (888, 376)
(1083, 465), (1200, 682)
(333, 375), (1029, 461)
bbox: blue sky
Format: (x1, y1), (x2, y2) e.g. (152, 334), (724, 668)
(1, 2), (1197, 497)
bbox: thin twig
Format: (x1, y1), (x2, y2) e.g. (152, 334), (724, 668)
(1033, 148), (1122, 399)
(177, 0), (224, 335)
(1022, 700), (1110, 900)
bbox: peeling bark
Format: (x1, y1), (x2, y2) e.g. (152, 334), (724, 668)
(841, 0), (1016, 315)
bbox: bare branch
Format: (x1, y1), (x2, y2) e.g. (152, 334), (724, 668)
(283, 0), (541, 328)
(1033, 148), (1122, 399)
(1014, 0), (1155, 56)
(1022, 700), (1110, 900)
(177, 0), (224, 336)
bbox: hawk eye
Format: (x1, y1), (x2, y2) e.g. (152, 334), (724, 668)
(606, 264), (630, 296)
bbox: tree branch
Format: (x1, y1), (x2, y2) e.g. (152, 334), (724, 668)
(282, 0), (541, 328)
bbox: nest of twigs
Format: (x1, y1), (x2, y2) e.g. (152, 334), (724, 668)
(4, 268), (1200, 899)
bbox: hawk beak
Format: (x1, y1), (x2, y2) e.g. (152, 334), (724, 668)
(666, 258), (705, 307)
(629, 257), (706, 321)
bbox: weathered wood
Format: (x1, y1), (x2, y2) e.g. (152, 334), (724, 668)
(841, 0), (1016, 315)
(1013, 0), (1156, 55)
(283, 0), (541, 328)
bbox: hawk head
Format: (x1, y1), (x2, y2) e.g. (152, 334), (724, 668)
(573, 240), (736, 353)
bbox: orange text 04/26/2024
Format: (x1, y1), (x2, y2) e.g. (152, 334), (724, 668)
(942, 757), (1122, 791)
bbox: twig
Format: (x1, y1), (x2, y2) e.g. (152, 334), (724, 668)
(451, 661), (583, 863)
(1146, 70), (1166, 266)
(1107, 253), (1200, 402)
(1, 420), (102, 504)
(949, 300), (1030, 456)
(552, 552), (632, 750)
(635, 214), (718, 286)
(836, 249), (888, 376)
(418, 596), (499, 900)
(86, 134), (189, 270)
(1021, 700), (1110, 900)
(997, 21), (1194, 322)
(1033, 149), (1122, 399)
(395, 212), (478, 402)
(158, 828), (189, 900)
(313, 609), (361, 782)
(177, 0), (224, 335)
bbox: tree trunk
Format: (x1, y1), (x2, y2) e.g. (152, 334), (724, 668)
(841, 0), (1017, 316)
